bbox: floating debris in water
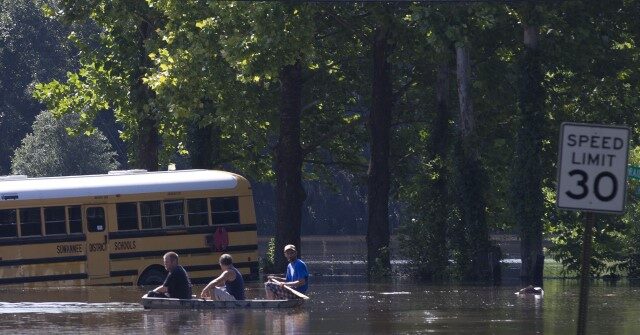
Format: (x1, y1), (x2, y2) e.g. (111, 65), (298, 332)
(379, 292), (411, 295)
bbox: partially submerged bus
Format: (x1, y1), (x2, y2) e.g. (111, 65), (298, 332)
(0, 169), (259, 286)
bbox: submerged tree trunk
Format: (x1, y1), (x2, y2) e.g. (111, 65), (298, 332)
(274, 60), (306, 271)
(514, 22), (545, 286)
(453, 45), (491, 281)
(367, 22), (393, 277)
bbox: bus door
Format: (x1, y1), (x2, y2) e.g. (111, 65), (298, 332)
(83, 206), (109, 278)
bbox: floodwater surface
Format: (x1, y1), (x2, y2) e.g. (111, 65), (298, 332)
(0, 279), (638, 334)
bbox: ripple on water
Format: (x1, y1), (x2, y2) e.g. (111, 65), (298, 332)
(0, 302), (142, 314)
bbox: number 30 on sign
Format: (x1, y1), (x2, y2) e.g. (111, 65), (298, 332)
(557, 122), (630, 213)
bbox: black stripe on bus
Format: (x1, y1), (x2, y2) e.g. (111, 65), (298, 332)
(0, 234), (86, 247)
(110, 270), (138, 277)
(0, 255), (86, 267)
(109, 244), (259, 260)
(108, 224), (257, 240)
(0, 273), (88, 285)
(184, 261), (259, 273)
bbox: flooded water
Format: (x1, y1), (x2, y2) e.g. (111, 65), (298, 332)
(0, 279), (639, 334)
(0, 236), (638, 333)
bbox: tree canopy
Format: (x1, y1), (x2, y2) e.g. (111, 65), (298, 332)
(12, 110), (119, 177)
(0, 0), (636, 279)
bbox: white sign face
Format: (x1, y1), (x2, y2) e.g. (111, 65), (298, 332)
(557, 122), (630, 213)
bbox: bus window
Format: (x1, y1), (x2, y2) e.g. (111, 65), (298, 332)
(20, 208), (42, 236)
(141, 201), (161, 229)
(210, 197), (239, 225)
(87, 207), (105, 232)
(68, 206), (82, 233)
(0, 209), (17, 238)
(117, 203), (139, 231)
(44, 206), (66, 235)
(187, 198), (208, 226)
(164, 200), (185, 227)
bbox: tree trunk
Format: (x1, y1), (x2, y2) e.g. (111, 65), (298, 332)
(455, 47), (474, 138)
(274, 60), (306, 271)
(425, 58), (452, 278)
(189, 98), (221, 169)
(367, 23), (393, 277)
(515, 22), (545, 286)
(136, 116), (158, 171)
(454, 45), (491, 280)
(132, 19), (158, 171)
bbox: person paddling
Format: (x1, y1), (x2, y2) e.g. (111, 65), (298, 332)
(147, 251), (193, 299)
(265, 244), (309, 300)
(201, 254), (245, 301)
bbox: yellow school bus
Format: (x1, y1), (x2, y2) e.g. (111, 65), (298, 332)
(0, 169), (259, 286)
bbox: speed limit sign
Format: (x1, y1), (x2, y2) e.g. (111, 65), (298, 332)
(557, 122), (630, 213)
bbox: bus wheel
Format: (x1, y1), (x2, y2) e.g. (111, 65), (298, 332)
(138, 267), (166, 286)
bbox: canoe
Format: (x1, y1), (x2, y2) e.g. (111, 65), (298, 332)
(141, 294), (305, 309)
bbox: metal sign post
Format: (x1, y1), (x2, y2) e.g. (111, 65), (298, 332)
(556, 122), (630, 335)
(576, 211), (595, 335)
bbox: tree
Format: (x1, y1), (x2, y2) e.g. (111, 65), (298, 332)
(397, 3), (518, 281)
(34, 0), (166, 170)
(542, 0), (640, 277)
(511, 1), (545, 286)
(0, 0), (78, 173)
(148, 1), (367, 271)
(366, 4), (395, 277)
(12, 110), (119, 176)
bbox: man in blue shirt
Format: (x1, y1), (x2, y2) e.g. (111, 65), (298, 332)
(265, 244), (308, 300)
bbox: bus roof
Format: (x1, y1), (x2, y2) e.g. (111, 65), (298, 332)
(0, 170), (239, 202)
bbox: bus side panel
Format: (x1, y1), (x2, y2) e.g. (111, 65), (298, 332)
(239, 194), (257, 225)
(238, 193), (258, 280)
(108, 228), (259, 284)
(0, 240), (87, 285)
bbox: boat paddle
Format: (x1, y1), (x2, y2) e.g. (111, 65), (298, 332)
(270, 279), (310, 300)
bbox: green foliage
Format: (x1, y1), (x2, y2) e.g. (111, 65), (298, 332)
(11, 110), (119, 177)
(260, 237), (277, 274)
(34, 0), (170, 170)
(369, 246), (391, 279)
(0, 0), (78, 173)
(398, 215), (451, 280)
(541, 1), (640, 277)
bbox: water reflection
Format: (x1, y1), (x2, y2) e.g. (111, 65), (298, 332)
(139, 308), (309, 334)
(264, 310), (309, 334)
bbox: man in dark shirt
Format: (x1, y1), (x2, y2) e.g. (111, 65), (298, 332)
(147, 251), (193, 299)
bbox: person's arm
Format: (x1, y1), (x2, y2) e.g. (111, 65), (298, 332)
(283, 261), (308, 289)
(153, 272), (171, 294)
(267, 274), (286, 282)
(200, 270), (233, 299)
(282, 277), (305, 288)
(153, 285), (168, 294)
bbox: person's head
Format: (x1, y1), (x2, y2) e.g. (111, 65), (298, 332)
(284, 244), (297, 262)
(219, 253), (233, 269)
(163, 251), (179, 271)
